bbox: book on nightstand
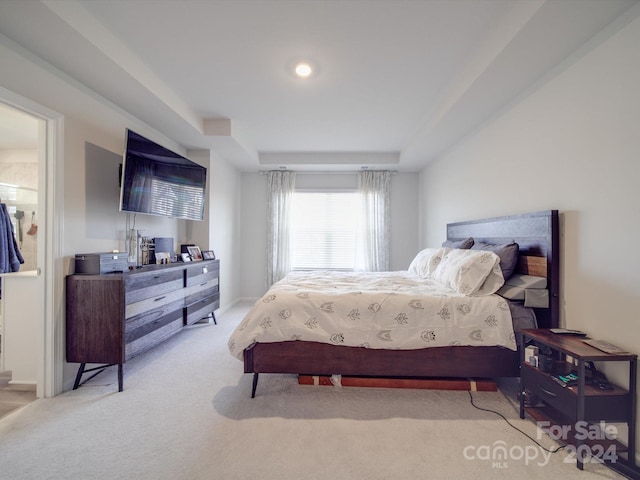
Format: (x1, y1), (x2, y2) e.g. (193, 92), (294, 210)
(549, 328), (586, 335)
(582, 338), (629, 354)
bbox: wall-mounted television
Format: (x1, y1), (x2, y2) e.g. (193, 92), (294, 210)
(119, 129), (206, 221)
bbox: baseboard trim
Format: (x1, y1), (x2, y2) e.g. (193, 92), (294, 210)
(7, 380), (37, 390)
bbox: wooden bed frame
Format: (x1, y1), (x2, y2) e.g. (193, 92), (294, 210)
(244, 210), (559, 397)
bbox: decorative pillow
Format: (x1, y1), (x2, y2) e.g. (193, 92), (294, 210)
(471, 241), (519, 279)
(442, 237), (474, 249)
(504, 273), (547, 289)
(497, 284), (525, 301)
(431, 249), (504, 296)
(474, 265), (507, 296)
(408, 247), (450, 278)
(497, 274), (548, 302)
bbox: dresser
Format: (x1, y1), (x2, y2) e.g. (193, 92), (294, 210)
(66, 259), (220, 391)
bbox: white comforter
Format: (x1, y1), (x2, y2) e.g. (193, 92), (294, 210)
(228, 270), (516, 360)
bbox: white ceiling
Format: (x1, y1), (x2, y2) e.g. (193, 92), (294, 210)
(0, 0), (636, 171)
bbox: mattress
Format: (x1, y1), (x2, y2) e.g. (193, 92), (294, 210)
(228, 270), (517, 360)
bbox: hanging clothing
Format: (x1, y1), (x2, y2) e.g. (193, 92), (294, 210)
(0, 202), (25, 273)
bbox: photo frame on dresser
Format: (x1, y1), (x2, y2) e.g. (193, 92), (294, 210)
(187, 246), (202, 261)
(202, 250), (215, 260)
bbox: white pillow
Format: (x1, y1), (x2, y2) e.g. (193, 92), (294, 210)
(408, 247), (450, 279)
(431, 249), (504, 296)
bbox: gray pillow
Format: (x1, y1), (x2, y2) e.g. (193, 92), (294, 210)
(471, 241), (519, 279)
(442, 237), (474, 249)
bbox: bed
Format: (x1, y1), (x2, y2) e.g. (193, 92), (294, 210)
(231, 210), (559, 397)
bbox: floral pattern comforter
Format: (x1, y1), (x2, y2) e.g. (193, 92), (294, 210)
(228, 270), (516, 360)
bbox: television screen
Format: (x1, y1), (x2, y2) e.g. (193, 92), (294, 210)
(119, 129), (206, 221)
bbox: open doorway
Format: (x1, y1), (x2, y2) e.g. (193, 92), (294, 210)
(0, 102), (40, 396)
(0, 86), (62, 399)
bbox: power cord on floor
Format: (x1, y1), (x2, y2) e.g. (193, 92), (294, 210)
(468, 390), (566, 454)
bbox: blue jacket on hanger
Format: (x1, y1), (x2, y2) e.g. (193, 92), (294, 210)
(0, 202), (25, 273)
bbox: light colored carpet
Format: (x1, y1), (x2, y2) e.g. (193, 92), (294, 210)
(0, 302), (626, 479)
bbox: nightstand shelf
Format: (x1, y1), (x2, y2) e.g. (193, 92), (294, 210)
(519, 329), (638, 477)
(525, 405), (628, 458)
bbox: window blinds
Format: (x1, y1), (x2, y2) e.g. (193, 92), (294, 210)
(291, 191), (359, 270)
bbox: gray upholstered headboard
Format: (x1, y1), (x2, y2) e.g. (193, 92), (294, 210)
(447, 210), (559, 329)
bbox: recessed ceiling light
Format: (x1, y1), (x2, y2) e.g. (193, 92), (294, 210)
(294, 62), (313, 78)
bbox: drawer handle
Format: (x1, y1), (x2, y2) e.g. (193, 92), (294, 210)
(200, 282), (207, 287)
(154, 296), (166, 302)
(538, 385), (557, 398)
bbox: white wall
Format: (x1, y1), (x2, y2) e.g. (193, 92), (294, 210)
(239, 172), (419, 299)
(239, 172), (269, 299)
(389, 173), (419, 271)
(207, 151), (243, 309)
(418, 8), (640, 455)
(0, 34), (244, 392)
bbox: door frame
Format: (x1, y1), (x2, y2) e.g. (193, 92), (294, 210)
(0, 86), (63, 398)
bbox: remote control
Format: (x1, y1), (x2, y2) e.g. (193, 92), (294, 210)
(549, 328), (586, 336)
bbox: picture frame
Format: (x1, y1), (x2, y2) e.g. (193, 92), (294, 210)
(187, 246), (202, 261)
(180, 252), (191, 262)
(202, 250), (215, 260)
(180, 244), (195, 254)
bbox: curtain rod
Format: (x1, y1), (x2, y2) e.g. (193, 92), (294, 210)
(259, 170), (397, 175)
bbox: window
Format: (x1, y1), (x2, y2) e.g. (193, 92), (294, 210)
(291, 190), (359, 270)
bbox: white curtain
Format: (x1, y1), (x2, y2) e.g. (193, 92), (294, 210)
(266, 170), (296, 287)
(357, 170), (391, 271)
